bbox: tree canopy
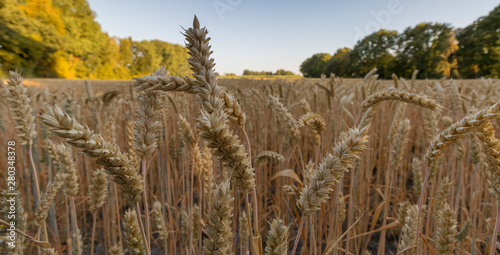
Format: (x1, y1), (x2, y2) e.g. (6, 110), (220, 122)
(0, 0), (190, 78)
(300, 4), (500, 78)
(300, 53), (332, 78)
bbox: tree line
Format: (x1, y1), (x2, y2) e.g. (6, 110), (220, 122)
(0, 0), (190, 79)
(242, 69), (296, 76)
(300, 4), (500, 79)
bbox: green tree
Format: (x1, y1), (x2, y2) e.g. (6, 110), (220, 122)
(350, 30), (398, 78)
(0, 0), (62, 77)
(325, 47), (353, 77)
(275, 69), (295, 75)
(0, 0), (190, 78)
(300, 53), (331, 77)
(456, 4), (500, 78)
(395, 22), (458, 78)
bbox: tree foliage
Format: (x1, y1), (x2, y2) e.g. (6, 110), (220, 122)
(301, 4), (499, 78)
(300, 53), (331, 78)
(456, 4), (500, 78)
(0, 0), (190, 78)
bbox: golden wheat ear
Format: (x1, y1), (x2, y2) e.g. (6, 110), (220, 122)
(40, 104), (143, 203)
(265, 218), (289, 255)
(203, 180), (234, 254)
(108, 242), (125, 255)
(297, 126), (369, 216)
(123, 209), (146, 255)
(435, 203), (458, 255)
(88, 168), (109, 213)
(5, 70), (37, 145)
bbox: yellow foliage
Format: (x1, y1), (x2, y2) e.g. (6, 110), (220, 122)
(19, 0), (65, 35)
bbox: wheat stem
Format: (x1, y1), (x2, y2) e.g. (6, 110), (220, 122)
(142, 159), (151, 250)
(91, 213), (97, 255)
(492, 207), (500, 255)
(135, 202), (150, 255)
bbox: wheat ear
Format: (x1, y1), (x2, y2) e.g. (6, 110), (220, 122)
(435, 203), (457, 255)
(133, 89), (162, 158)
(34, 172), (68, 226)
(411, 157), (423, 195)
(108, 242), (125, 255)
(298, 112), (326, 146)
(361, 89), (443, 113)
(40, 105), (143, 203)
(183, 16), (256, 192)
(5, 70), (37, 145)
(264, 218), (289, 255)
(197, 107), (255, 191)
(203, 180), (234, 255)
(474, 121), (500, 254)
(88, 168), (108, 255)
(269, 95), (301, 138)
(53, 143), (79, 196)
(201, 145), (214, 199)
(123, 209), (146, 255)
(256, 151), (285, 164)
(88, 168), (108, 213)
(398, 204), (424, 255)
(152, 201), (168, 241)
(425, 101), (500, 167)
(297, 126), (369, 216)
(416, 101), (500, 253)
(457, 219), (472, 241)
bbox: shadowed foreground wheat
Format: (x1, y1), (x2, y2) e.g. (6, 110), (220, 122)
(2, 15), (500, 255)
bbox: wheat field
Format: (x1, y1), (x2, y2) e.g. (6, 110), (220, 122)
(1, 16), (500, 255)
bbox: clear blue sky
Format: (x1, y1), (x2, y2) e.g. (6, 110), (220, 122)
(87, 0), (498, 75)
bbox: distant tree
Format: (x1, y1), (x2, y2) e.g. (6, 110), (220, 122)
(275, 69), (295, 75)
(326, 48), (353, 77)
(300, 53), (331, 77)
(456, 4), (500, 78)
(350, 30), (398, 78)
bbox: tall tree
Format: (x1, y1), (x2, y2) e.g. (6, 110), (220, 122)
(395, 22), (458, 78)
(350, 30), (398, 78)
(0, 0), (190, 78)
(456, 4), (500, 78)
(325, 47), (353, 77)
